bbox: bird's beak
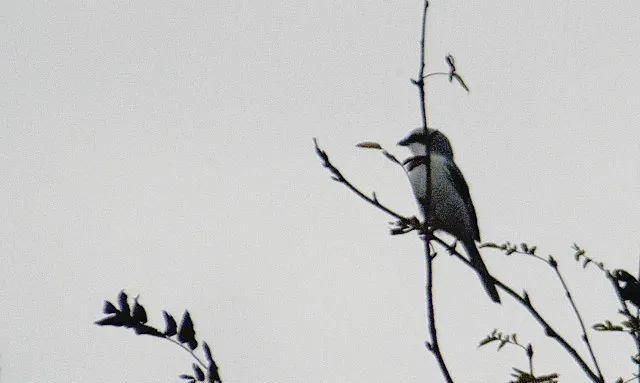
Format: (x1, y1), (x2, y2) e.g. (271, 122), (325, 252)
(397, 136), (410, 146)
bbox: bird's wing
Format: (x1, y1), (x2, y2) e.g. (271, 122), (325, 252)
(446, 161), (481, 241)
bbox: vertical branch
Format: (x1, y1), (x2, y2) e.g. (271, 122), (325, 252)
(416, 0), (429, 131)
(412, 1), (453, 382)
(423, 238), (454, 383)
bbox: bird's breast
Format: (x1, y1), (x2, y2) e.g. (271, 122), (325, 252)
(406, 155), (470, 233)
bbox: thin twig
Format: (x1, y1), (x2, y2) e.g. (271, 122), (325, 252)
(436, 239), (602, 383)
(424, 72), (449, 79)
(500, 248), (604, 382)
(314, 139), (407, 223)
(548, 260), (603, 382)
(165, 336), (207, 369)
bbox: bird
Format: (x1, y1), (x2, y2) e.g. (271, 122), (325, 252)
(613, 269), (640, 309)
(398, 128), (501, 303)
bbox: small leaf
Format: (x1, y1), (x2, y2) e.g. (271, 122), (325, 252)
(480, 242), (499, 249)
(592, 320), (623, 332)
(452, 73), (470, 93)
(193, 364), (205, 381)
(118, 291), (130, 316)
(163, 311), (178, 337)
(355, 142), (382, 150)
(95, 315), (125, 327)
(178, 311), (197, 350)
(103, 301), (118, 314)
(179, 374), (195, 380)
(134, 324), (163, 337)
(583, 258), (592, 268)
(132, 298), (148, 323)
(478, 336), (496, 347)
(203, 342), (214, 364)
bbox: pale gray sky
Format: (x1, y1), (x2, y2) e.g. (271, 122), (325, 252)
(2, 1), (640, 382)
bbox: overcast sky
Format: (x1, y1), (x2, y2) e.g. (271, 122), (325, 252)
(3, 1), (640, 382)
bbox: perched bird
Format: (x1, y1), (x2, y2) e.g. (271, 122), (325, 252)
(398, 128), (501, 303)
(613, 269), (640, 309)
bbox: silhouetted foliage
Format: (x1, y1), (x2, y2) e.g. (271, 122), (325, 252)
(95, 291), (221, 383)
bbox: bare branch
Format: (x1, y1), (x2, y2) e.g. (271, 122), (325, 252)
(437, 239), (602, 383)
(482, 243), (604, 382)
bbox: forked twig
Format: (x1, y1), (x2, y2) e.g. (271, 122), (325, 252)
(482, 244), (604, 382)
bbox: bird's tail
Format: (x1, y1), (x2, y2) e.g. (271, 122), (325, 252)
(462, 239), (501, 304)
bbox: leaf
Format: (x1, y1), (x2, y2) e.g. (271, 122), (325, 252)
(592, 320), (623, 331)
(95, 315), (125, 327)
(480, 242), (499, 249)
(134, 324), (163, 337)
(193, 364), (205, 381)
(452, 73), (469, 93)
(118, 291), (130, 316)
(355, 142), (382, 150)
(163, 311), (178, 337)
(103, 300), (118, 315)
(179, 374), (195, 380)
(178, 311), (198, 350)
(583, 258), (592, 268)
(478, 337), (496, 347)
(203, 342), (214, 364)
(132, 298), (148, 323)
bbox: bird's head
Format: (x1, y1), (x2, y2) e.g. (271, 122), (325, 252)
(398, 128), (454, 158)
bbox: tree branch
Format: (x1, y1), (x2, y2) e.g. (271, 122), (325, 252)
(409, 1), (454, 382)
(483, 244), (604, 382)
(437, 239), (602, 383)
